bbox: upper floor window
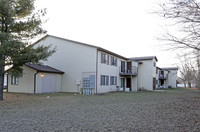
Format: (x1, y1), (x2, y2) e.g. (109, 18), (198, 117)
(11, 75), (19, 85)
(110, 76), (117, 85)
(153, 62), (156, 67)
(111, 56), (117, 66)
(101, 53), (109, 65)
(100, 75), (109, 85)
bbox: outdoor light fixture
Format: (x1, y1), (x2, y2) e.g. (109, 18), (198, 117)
(40, 73), (44, 78)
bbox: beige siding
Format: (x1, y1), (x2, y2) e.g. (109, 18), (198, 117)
(8, 66), (36, 93)
(35, 72), (62, 93)
(36, 36), (97, 92)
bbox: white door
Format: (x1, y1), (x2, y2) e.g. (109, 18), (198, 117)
(42, 74), (56, 93)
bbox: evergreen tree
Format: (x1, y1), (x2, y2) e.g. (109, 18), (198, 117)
(0, 0), (55, 100)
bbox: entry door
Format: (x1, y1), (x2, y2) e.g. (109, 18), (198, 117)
(42, 75), (56, 93)
(127, 62), (132, 72)
(153, 77), (156, 90)
(127, 78), (131, 90)
(121, 61), (125, 73)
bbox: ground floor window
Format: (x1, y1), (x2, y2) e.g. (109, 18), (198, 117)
(110, 76), (117, 85)
(101, 75), (109, 85)
(11, 75), (19, 85)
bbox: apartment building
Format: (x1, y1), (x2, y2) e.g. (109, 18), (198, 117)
(7, 35), (178, 94)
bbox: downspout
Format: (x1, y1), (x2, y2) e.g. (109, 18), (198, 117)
(6, 74), (8, 92)
(96, 49), (99, 94)
(34, 71), (39, 94)
(137, 65), (139, 91)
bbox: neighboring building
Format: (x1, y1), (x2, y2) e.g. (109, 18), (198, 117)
(8, 64), (64, 93)
(156, 67), (178, 88)
(7, 35), (178, 94)
(129, 56), (158, 91)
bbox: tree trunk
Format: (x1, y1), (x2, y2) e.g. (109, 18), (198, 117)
(0, 55), (5, 101)
(197, 55), (200, 89)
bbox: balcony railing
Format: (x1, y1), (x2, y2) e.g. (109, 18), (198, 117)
(119, 66), (137, 76)
(159, 74), (168, 80)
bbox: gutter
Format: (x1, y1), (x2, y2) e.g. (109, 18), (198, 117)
(34, 71), (39, 94)
(96, 49), (99, 94)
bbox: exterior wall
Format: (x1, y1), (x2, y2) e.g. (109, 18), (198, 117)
(156, 68), (178, 88)
(131, 61), (138, 91)
(156, 68), (160, 88)
(97, 51), (127, 93)
(168, 70), (177, 88)
(8, 66), (36, 93)
(36, 36), (97, 92)
(137, 59), (156, 90)
(35, 72), (62, 93)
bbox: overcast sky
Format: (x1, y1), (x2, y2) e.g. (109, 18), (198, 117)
(35, 0), (178, 67)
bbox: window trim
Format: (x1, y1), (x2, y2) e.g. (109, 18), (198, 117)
(110, 56), (117, 66)
(100, 75), (109, 86)
(11, 75), (19, 85)
(101, 53), (109, 65)
(110, 76), (117, 85)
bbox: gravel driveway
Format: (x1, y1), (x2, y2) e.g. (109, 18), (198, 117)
(0, 88), (200, 132)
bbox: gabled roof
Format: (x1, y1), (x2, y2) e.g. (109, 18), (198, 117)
(161, 67), (178, 71)
(129, 56), (158, 62)
(34, 35), (128, 60)
(25, 64), (64, 74)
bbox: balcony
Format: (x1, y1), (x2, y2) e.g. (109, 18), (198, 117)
(119, 66), (137, 76)
(159, 74), (168, 80)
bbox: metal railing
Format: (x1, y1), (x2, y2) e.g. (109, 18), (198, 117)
(119, 66), (137, 76)
(159, 74), (168, 80)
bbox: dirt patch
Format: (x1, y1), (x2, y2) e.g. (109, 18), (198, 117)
(0, 88), (200, 131)
(186, 87), (199, 90)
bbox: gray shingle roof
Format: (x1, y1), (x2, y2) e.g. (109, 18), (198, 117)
(161, 67), (178, 70)
(25, 64), (64, 74)
(129, 56), (158, 61)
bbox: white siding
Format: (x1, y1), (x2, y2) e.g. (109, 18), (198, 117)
(97, 51), (126, 93)
(131, 61), (138, 91)
(36, 36), (97, 92)
(137, 59), (156, 90)
(168, 70), (177, 88)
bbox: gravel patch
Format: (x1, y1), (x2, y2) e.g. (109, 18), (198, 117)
(0, 88), (200, 131)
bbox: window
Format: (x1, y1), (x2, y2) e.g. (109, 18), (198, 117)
(100, 75), (109, 85)
(110, 76), (117, 85)
(111, 56), (117, 66)
(153, 62), (156, 67)
(11, 75), (19, 85)
(101, 53), (109, 65)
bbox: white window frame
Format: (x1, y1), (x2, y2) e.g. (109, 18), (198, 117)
(101, 53), (109, 65)
(111, 56), (117, 66)
(110, 76), (117, 85)
(100, 75), (109, 85)
(11, 75), (19, 85)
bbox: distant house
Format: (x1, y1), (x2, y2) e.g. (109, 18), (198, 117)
(7, 35), (178, 94)
(156, 67), (178, 88)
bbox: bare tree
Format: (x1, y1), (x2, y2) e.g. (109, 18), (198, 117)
(156, 0), (200, 88)
(177, 54), (195, 88)
(156, 0), (200, 51)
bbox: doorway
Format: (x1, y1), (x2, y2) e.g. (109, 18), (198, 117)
(126, 78), (131, 91)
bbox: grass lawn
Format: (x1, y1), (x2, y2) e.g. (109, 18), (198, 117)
(0, 88), (200, 131)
